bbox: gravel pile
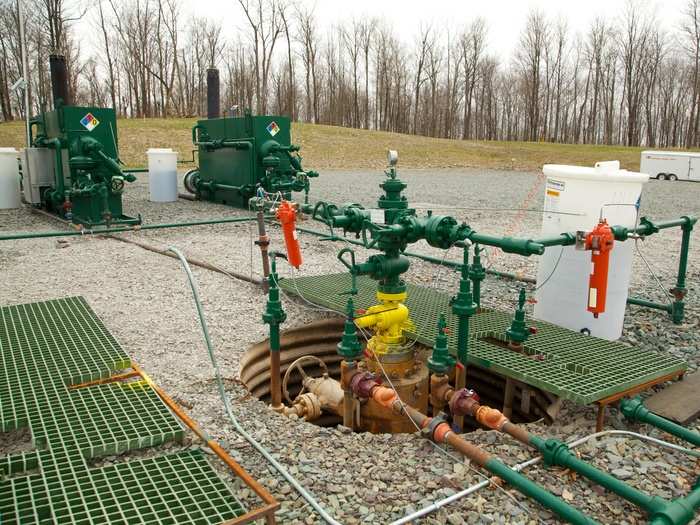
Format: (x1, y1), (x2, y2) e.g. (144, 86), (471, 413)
(1, 168), (699, 524)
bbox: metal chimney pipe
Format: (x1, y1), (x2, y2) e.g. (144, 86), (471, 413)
(49, 54), (71, 108)
(206, 68), (220, 119)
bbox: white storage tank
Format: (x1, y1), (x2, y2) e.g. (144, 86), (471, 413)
(0, 147), (21, 209)
(147, 148), (178, 202)
(533, 161), (649, 340)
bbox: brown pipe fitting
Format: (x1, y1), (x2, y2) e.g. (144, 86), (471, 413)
(475, 405), (508, 430)
(340, 360), (359, 390)
(430, 374), (453, 411)
(370, 385), (399, 409)
(349, 371), (381, 399)
(448, 388), (481, 417)
(501, 421), (531, 445)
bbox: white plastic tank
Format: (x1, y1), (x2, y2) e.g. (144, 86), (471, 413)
(0, 147), (21, 209)
(533, 161), (649, 340)
(147, 148), (178, 202)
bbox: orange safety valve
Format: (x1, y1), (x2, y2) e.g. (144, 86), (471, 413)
(276, 201), (302, 268)
(584, 219), (615, 318)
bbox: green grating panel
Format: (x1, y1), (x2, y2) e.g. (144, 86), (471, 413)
(280, 273), (688, 404)
(0, 297), (247, 524)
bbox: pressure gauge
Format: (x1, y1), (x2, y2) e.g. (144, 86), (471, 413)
(387, 149), (398, 166)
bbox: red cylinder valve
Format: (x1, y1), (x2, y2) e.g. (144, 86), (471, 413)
(276, 201), (302, 268)
(584, 219), (615, 318)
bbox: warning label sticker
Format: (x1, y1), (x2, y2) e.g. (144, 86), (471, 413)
(80, 113), (100, 131)
(546, 178), (565, 192)
(544, 178), (562, 217)
(266, 121), (280, 136)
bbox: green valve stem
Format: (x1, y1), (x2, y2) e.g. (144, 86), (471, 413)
(468, 245), (485, 308)
(451, 245), (477, 366)
(506, 288), (533, 345)
(337, 297), (363, 361)
(427, 314), (455, 375)
(262, 256), (287, 342)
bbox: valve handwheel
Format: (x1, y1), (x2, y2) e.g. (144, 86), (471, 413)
(282, 355), (329, 404)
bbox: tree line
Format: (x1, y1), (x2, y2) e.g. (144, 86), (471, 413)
(2, 0), (700, 148)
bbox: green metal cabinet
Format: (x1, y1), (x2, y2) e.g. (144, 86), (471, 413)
(187, 113), (317, 208)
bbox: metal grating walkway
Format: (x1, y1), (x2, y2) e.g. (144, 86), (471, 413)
(280, 273), (687, 404)
(0, 297), (246, 524)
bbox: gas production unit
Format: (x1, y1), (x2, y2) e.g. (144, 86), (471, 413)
(2, 62), (700, 525)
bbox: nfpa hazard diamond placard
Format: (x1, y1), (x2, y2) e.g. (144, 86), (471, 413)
(266, 121), (280, 137)
(80, 112), (100, 131)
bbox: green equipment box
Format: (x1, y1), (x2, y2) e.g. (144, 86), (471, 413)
(26, 105), (139, 227)
(184, 113), (317, 208)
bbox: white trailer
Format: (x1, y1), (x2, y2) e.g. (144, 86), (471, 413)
(640, 150), (700, 181)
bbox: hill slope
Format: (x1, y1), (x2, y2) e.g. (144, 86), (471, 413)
(0, 118), (656, 171)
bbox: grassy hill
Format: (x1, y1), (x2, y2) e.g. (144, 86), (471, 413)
(0, 117), (654, 171)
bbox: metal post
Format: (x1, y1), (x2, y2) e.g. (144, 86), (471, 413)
(255, 209), (271, 289)
(671, 219), (693, 324)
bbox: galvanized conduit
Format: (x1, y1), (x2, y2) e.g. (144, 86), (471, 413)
(167, 246), (342, 525)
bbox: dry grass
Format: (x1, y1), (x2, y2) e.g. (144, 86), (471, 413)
(0, 117), (673, 171)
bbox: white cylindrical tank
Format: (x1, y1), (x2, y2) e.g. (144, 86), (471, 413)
(0, 147), (21, 209)
(533, 161), (649, 340)
(147, 148), (178, 202)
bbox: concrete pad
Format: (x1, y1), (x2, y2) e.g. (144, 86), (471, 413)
(645, 373), (700, 425)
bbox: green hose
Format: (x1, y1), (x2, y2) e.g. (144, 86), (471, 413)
(167, 246), (342, 525)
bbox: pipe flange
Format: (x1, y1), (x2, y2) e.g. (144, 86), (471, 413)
(349, 371), (380, 399)
(422, 412), (450, 441)
(296, 393), (322, 421)
(448, 388), (480, 417)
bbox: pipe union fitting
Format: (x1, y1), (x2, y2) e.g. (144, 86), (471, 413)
(448, 388), (480, 417)
(349, 371), (380, 399)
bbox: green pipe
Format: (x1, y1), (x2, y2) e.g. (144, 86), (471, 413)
(620, 397), (700, 447)
(0, 216), (259, 241)
(292, 224), (535, 283)
(649, 486), (700, 525)
(37, 137), (65, 203)
(122, 167), (149, 174)
(627, 297), (673, 313)
(198, 180), (245, 193)
(530, 436), (666, 514)
(484, 458), (598, 525)
(533, 232), (578, 248)
(466, 232), (545, 256)
(671, 219), (694, 324)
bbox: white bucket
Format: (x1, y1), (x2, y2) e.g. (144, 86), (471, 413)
(533, 161), (649, 340)
(147, 148), (178, 202)
(0, 147), (21, 209)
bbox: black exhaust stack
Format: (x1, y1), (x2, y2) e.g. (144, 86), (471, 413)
(49, 54), (71, 108)
(207, 68), (220, 119)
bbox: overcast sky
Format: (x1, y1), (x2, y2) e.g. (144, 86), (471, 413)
(165, 0), (686, 59)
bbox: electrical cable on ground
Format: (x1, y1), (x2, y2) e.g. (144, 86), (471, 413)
(167, 246), (343, 525)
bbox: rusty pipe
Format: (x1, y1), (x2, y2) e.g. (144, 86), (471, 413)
(270, 350), (283, 412)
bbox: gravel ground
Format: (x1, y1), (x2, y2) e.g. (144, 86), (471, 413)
(1, 168), (700, 524)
